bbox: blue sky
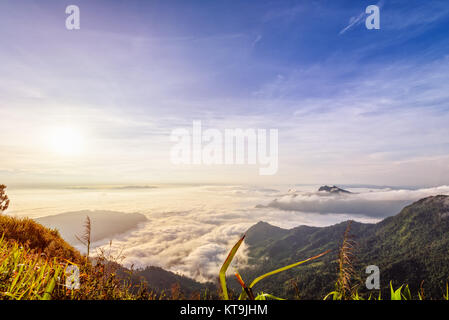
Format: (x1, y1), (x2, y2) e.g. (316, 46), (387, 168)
(1, 0), (449, 187)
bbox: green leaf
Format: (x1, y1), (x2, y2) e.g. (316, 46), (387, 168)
(255, 293), (285, 300)
(323, 291), (341, 300)
(390, 281), (403, 300)
(249, 250), (330, 289)
(219, 235), (245, 300)
(41, 266), (61, 300)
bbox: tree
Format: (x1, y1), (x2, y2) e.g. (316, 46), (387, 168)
(0, 184), (10, 213)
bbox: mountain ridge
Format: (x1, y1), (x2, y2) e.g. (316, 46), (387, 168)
(239, 194), (449, 299)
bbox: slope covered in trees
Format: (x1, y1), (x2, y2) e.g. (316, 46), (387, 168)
(239, 195), (449, 299)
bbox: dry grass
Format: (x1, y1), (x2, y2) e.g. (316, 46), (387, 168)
(335, 221), (356, 299)
(0, 185), (9, 213)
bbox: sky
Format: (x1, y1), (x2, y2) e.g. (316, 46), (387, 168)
(1, 0), (449, 187)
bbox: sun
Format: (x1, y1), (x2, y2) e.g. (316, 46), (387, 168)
(49, 127), (84, 156)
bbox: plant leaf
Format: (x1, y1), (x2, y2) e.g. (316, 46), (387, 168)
(219, 235), (245, 300)
(249, 249), (331, 289)
(390, 281), (403, 300)
(255, 293), (285, 300)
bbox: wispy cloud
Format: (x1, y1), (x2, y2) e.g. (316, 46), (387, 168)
(339, 12), (366, 35)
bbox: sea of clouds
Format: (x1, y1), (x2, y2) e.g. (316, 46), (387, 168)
(9, 184), (449, 282)
(87, 184), (449, 282)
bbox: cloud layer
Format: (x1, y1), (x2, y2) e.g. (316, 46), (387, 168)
(261, 186), (449, 218)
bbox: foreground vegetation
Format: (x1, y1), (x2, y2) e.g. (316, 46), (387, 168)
(0, 214), (204, 300)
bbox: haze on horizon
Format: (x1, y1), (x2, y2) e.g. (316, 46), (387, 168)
(1, 0), (449, 188)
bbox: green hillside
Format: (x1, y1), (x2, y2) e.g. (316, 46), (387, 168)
(238, 195), (449, 299)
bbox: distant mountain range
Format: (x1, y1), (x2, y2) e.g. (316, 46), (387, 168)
(235, 195), (449, 299)
(36, 210), (147, 245)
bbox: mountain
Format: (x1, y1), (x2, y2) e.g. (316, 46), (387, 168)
(36, 210), (147, 245)
(237, 195), (449, 299)
(119, 266), (216, 298)
(0, 214), (85, 264)
(318, 185), (352, 194)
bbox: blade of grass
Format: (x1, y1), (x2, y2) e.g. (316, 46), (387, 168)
(41, 266), (62, 300)
(390, 281), (403, 300)
(234, 272), (254, 300)
(255, 293), (285, 300)
(219, 235), (245, 300)
(402, 284), (412, 300)
(240, 249), (331, 300)
(249, 249), (331, 289)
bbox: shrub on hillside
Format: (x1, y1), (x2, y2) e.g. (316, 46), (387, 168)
(0, 215), (84, 264)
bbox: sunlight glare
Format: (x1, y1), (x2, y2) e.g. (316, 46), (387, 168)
(49, 127), (84, 156)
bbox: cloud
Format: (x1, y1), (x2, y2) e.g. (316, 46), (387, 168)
(98, 215), (251, 282)
(260, 186), (449, 218)
(252, 34), (262, 48)
(339, 12), (365, 35)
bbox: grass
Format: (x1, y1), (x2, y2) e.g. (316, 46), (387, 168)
(0, 230), (185, 300)
(0, 236), (63, 299)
